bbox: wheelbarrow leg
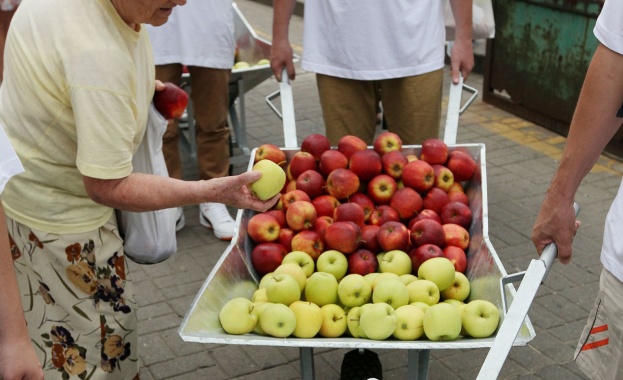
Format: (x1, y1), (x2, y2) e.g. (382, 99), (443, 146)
(299, 347), (315, 380)
(407, 349), (430, 379)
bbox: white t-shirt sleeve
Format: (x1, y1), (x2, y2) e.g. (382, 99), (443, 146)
(594, 0), (623, 55)
(0, 125), (24, 194)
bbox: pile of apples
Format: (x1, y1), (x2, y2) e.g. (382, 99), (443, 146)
(219, 132), (500, 341)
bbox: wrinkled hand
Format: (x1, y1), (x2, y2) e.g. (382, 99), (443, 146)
(450, 39), (474, 84)
(209, 171), (280, 212)
(531, 194), (580, 265)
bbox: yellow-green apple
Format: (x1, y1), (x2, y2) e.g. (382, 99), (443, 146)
(368, 205), (401, 227)
(349, 192), (375, 222)
(251, 301), (271, 335)
(219, 297), (257, 335)
(360, 225), (381, 253)
(296, 169), (326, 199)
(324, 221), (362, 254)
(281, 250), (315, 277)
(372, 278), (409, 309)
(301, 133), (331, 161)
(443, 245), (467, 273)
(265, 273), (301, 305)
(259, 303), (297, 338)
(247, 213), (281, 243)
(373, 131), (403, 156)
(349, 149), (383, 181)
(443, 298), (466, 312)
(377, 221), (410, 252)
(233, 61), (250, 69)
(360, 302), (398, 340)
(286, 200), (317, 231)
(406, 279), (440, 305)
(251, 242), (287, 275)
(337, 135), (368, 160)
(367, 174), (398, 205)
(259, 272), (274, 289)
(277, 228), (295, 252)
(420, 138), (449, 165)
(409, 209), (442, 227)
(316, 249), (348, 281)
(346, 306), (366, 338)
(337, 274), (372, 307)
(249, 159), (287, 201)
(393, 304), (425, 340)
(265, 209), (286, 228)
(254, 143), (286, 165)
(423, 302), (462, 341)
(326, 168), (360, 200)
(410, 243), (444, 273)
(319, 149), (348, 177)
(288, 151), (317, 180)
(305, 271), (339, 306)
(379, 249), (412, 276)
(252, 288), (268, 303)
(289, 300), (323, 338)
(313, 215), (333, 243)
(333, 202), (366, 228)
(432, 164), (455, 192)
(410, 301), (431, 313)
(461, 299), (500, 338)
(417, 257), (456, 291)
(312, 194), (341, 218)
(291, 229), (324, 260)
(402, 160), (435, 193)
(273, 262), (308, 292)
(381, 150), (408, 180)
(448, 181), (465, 194)
(448, 190), (470, 206)
(446, 150), (476, 182)
(347, 248), (379, 276)
(440, 201), (473, 229)
(364, 272), (381, 286)
(399, 273), (419, 285)
(371, 272), (400, 291)
(410, 218), (445, 248)
(319, 303), (347, 338)
(406, 154), (418, 162)
(422, 187), (450, 215)
(389, 187), (423, 221)
(285, 179), (297, 193)
(440, 271), (471, 301)
(442, 223), (470, 250)
(153, 82), (189, 119)
(281, 189), (311, 210)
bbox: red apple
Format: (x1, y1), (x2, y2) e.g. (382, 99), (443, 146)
(360, 224), (381, 253)
(285, 200), (317, 231)
(281, 189), (312, 211)
(347, 249), (379, 276)
(313, 215), (333, 243)
(373, 131), (402, 156)
(264, 209), (286, 228)
(337, 135), (368, 160)
(247, 213), (281, 243)
(402, 160), (435, 193)
(251, 242), (288, 275)
(442, 223), (470, 250)
(296, 169), (326, 199)
(367, 174), (398, 205)
(408, 209), (442, 229)
(301, 133), (331, 161)
(443, 245), (467, 273)
(333, 202), (366, 228)
(432, 164), (455, 192)
(440, 201), (473, 229)
(291, 230), (324, 260)
(377, 221), (410, 252)
(278, 228), (295, 252)
(349, 149), (382, 181)
(326, 168), (360, 200)
(153, 82), (189, 120)
(324, 221), (362, 254)
(288, 151), (317, 180)
(254, 143), (286, 165)
(410, 218), (445, 248)
(410, 243), (444, 273)
(312, 194), (341, 218)
(318, 149), (349, 177)
(389, 187), (423, 221)
(381, 150), (408, 180)
(420, 138), (448, 165)
(422, 187), (450, 215)
(348, 193), (375, 222)
(446, 150), (477, 182)
(284, 179), (297, 193)
(448, 182), (465, 194)
(368, 205), (401, 226)
(448, 190), (469, 206)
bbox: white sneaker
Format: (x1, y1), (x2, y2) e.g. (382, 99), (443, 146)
(199, 202), (236, 241)
(175, 207), (185, 232)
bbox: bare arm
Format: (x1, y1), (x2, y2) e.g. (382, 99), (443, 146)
(448, 0), (474, 83)
(532, 43), (623, 263)
(271, 0), (297, 81)
(0, 203), (44, 380)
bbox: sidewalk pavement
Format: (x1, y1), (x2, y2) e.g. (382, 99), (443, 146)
(130, 1), (623, 379)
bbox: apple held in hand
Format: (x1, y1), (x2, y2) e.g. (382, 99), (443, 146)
(153, 82), (189, 120)
(423, 302), (462, 341)
(219, 297), (257, 335)
(461, 299), (500, 338)
(249, 159), (287, 201)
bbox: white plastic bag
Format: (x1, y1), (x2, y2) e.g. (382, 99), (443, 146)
(444, 0), (495, 40)
(116, 104), (177, 264)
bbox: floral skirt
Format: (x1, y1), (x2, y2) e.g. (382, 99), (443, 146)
(6, 214), (139, 379)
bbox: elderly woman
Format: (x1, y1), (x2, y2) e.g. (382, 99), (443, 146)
(0, 0), (278, 378)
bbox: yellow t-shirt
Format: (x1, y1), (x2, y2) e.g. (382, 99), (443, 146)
(0, 0), (155, 234)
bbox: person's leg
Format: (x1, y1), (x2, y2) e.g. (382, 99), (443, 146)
(380, 69), (444, 145)
(0, 8), (17, 82)
(155, 63), (184, 180)
(316, 74), (377, 145)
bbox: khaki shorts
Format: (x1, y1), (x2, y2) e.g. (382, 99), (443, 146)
(574, 267), (623, 379)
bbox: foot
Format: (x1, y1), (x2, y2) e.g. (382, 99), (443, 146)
(175, 207), (185, 232)
(199, 202), (236, 241)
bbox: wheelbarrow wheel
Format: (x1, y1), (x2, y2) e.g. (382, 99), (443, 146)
(340, 349), (383, 380)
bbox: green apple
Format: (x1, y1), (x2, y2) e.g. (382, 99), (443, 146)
(319, 304), (347, 338)
(338, 274), (372, 307)
(219, 297), (257, 335)
(316, 250), (348, 281)
(289, 300), (323, 338)
(406, 279), (440, 306)
(252, 288), (268, 303)
(259, 272), (274, 289)
(305, 271), (339, 306)
(443, 298), (466, 312)
(364, 272), (381, 287)
(410, 301), (431, 314)
(423, 302), (462, 341)
(252, 301), (271, 335)
(399, 273), (419, 286)
(346, 306), (366, 338)
(378, 249), (412, 276)
(233, 61), (251, 70)
(372, 278), (409, 309)
(371, 272), (400, 291)
(281, 250), (315, 277)
(461, 299), (500, 338)
(274, 263), (307, 292)
(417, 257), (456, 291)
(255, 58), (270, 66)
(359, 302), (397, 340)
(249, 159), (287, 200)
(265, 273), (301, 305)
(440, 271), (471, 301)
(259, 303), (297, 338)
(393, 304), (425, 340)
